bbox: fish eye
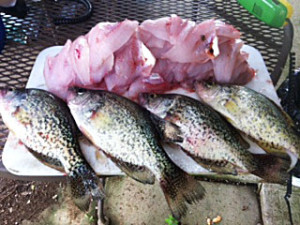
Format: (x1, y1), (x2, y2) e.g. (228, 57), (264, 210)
(149, 93), (157, 99)
(220, 98), (230, 106)
(7, 87), (15, 91)
(77, 88), (86, 93)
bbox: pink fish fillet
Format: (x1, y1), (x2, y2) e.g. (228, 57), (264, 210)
(44, 19), (139, 99)
(44, 40), (75, 100)
(140, 15), (254, 87)
(86, 20), (139, 83)
(104, 33), (156, 94)
(44, 15), (254, 100)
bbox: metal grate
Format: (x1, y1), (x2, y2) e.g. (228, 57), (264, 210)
(0, 0), (289, 153)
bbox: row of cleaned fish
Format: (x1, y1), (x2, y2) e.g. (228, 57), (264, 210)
(0, 88), (204, 219)
(140, 92), (291, 184)
(44, 15), (254, 100)
(0, 82), (299, 219)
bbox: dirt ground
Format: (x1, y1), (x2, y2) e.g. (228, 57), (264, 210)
(0, 178), (63, 225)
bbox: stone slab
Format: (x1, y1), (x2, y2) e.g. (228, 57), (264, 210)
(104, 177), (261, 225)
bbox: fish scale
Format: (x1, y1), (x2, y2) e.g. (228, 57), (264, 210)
(140, 93), (291, 184)
(195, 82), (300, 171)
(67, 89), (206, 220)
(88, 95), (167, 176)
(13, 92), (83, 171)
(141, 93), (255, 174)
(0, 88), (105, 211)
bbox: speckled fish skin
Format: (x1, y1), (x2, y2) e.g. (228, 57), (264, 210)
(139, 93), (259, 175)
(67, 89), (205, 220)
(195, 82), (300, 170)
(0, 88), (105, 211)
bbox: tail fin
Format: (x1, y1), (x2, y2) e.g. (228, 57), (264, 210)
(160, 169), (205, 220)
(252, 154), (290, 184)
(69, 163), (105, 211)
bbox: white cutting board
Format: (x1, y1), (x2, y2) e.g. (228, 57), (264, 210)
(4, 44), (299, 185)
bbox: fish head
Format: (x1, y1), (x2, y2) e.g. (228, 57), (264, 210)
(0, 88), (32, 134)
(139, 93), (176, 118)
(0, 88), (27, 114)
(67, 89), (107, 123)
(67, 89), (99, 112)
(194, 82), (222, 103)
(67, 88), (93, 107)
(195, 82), (237, 112)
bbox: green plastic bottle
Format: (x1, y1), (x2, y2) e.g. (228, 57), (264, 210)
(238, 0), (288, 28)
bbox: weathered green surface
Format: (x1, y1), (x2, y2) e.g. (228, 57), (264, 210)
(104, 177), (261, 225)
(259, 183), (300, 225)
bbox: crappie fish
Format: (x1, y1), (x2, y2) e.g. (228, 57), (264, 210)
(195, 82), (300, 171)
(0, 88), (105, 210)
(139, 93), (290, 184)
(67, 89), (205, 220)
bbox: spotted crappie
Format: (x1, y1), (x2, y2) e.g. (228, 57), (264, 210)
(0, 88), (105, 210)
(195, 82), (300, 171)
(139, 93), (290, 184)
(67, 89), (205, 220)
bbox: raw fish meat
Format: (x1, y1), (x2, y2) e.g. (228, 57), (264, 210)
(44, 15), (254, 100)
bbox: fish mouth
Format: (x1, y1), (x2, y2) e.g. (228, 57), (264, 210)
(138, 93), (150, 106)
(66, 90), (76, 104)
(0, 89), (8, 98)
(194, 81), (218, 102)
(0, 88), (14, 98)
(138, 93), (161, 112)
(0, 88), (16, 101)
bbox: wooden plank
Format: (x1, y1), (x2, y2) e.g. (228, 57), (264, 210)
(259, 183), (300, 225)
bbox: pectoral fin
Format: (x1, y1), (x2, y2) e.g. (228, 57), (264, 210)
(192, 157), (238, 175)
(107, 154), (155, 184)
(150, 114), (183, 143)
(117, 161), (155, 185)
(26, 146), (65, 172)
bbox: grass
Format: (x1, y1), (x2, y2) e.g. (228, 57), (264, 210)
(165, 215), (179, 225)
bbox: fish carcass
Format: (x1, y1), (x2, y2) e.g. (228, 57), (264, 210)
(0, 88), (105, 211)
(67, 89), (205, 220)
(195, 82), (300, 173)
(140, 93), (290, 184)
